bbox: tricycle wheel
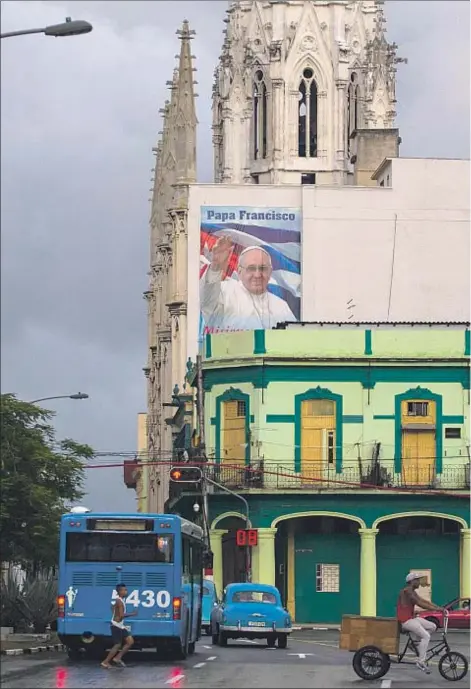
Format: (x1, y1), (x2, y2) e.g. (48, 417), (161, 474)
(438, 652), (468, 681)
(352, 646), (390, 681)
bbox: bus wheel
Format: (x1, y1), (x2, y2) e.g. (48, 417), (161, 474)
(67, 647), (81, 661)
(174, 626), (189, 660)
(85, 646), (104, 661)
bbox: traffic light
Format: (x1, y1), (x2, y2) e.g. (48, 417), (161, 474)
(169, 466), (202, 483)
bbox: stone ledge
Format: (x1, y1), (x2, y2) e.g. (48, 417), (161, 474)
(2, 644), (65, 656)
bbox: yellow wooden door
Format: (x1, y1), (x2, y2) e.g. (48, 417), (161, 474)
(301, 399), (336, 483)
(402, 429), (435, 485)
(222, 400), (246, 485)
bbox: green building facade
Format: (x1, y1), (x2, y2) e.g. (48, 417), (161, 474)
(169, 324), (470, 624)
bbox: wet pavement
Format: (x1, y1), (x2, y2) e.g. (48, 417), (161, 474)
(1, 630), (469, 688)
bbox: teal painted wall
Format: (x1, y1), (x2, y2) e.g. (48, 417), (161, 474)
(207, 493), (470, 531)
(376, 534), (460, 617)
(294, 532), (360, 624)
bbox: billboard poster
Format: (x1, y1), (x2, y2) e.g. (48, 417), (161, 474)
(199, 206), (301, 335)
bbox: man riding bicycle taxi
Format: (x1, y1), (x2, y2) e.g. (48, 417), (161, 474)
(396, 572), (446, 675)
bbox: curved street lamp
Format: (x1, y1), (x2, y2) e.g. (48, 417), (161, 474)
(1, 17), (93, 40)
(28, 393), (89, 404)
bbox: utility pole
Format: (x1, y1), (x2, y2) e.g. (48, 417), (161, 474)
(196, 355), (210, 553)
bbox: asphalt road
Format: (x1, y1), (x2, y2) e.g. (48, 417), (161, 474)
(1, 630), (469, 689)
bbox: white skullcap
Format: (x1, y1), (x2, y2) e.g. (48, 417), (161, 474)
(239, 246), (272, 264)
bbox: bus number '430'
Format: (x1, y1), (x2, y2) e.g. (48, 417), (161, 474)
(111, 589), (171, 608)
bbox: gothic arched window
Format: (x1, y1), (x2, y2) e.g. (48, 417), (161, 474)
(253, 70), (268, 160)
(298, 67), (318, 158)
(354, 85), (360, 130)
(346, 73), (360, 156)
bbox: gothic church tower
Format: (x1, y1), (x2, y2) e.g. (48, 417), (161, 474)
(145, 21), (197, 512)
(212, 0), (404, 185)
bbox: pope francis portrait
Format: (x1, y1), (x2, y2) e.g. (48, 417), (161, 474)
(200, 236), (297, 331)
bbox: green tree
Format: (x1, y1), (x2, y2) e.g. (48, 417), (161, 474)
(0, 393), (94, 572)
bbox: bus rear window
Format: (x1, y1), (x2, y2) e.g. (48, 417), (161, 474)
(66, 533), (174, 563)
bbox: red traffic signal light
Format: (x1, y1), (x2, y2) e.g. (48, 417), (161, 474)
(236, 529), (258, 547)
(169, 466), (202, 483)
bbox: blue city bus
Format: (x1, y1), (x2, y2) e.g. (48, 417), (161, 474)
(57, 510), (206, 660)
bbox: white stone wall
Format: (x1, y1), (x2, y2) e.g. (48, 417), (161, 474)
(186, 157), (470, 357)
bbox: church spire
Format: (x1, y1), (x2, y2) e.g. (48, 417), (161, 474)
(172, 20), (198, 187)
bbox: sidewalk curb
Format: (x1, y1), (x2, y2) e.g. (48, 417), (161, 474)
(292, 626), (341, 631)
(2, 644), (66, 656)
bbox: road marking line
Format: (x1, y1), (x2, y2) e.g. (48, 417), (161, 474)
(239, 639), (259, 644)
(292, 639), (338, 648)
(207, 656), (217, 661)
(193, 662), (206, 668)
(380, 680), (392, 688)
(166, 674), (185, 684)
(288, 652), (314, 659)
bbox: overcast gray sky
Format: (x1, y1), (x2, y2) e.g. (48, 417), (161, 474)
(1, 1), (469, 513)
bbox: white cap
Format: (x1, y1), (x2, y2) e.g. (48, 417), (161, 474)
(406, 572), (422, 583)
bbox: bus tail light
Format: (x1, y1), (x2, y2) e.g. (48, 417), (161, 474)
(173, 597), (182, 620)
(57, 595), (65, 618)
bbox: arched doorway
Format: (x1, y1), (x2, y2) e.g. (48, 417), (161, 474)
(376, 515), (461, 617)
(275, 514), (362, 624)
(216, 516), (248, 588)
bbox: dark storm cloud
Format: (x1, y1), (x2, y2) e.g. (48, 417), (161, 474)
(1, 0), (468, 511)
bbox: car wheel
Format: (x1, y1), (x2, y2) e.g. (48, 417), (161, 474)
(218, 628), (228, 647)
(267, 634), (277, 648)
(277, 634), (288, 649)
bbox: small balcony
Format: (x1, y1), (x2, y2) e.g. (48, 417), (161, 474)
(202, 460), (470, 492)
(123, 459), (139, 489)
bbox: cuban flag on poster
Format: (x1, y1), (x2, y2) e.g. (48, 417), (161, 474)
(199, 206), (302, 341)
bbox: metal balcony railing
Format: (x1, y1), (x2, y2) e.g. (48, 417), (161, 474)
(202, 461), (470, 492)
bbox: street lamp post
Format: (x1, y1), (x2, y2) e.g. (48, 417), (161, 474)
(1, 17), (93, 40)
(28, 393), (89, 404)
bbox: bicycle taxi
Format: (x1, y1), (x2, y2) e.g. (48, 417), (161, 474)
(340, 611), (468, 682)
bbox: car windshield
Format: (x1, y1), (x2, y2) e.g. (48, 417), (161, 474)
(448, 599), (470, 611)
(232, 591), (276, 604)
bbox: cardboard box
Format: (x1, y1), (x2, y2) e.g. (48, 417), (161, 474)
(340, 615), (399, 655)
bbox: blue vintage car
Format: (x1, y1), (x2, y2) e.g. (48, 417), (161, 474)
(210, 582), (292, 648)
(202, 579), (218, 635)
